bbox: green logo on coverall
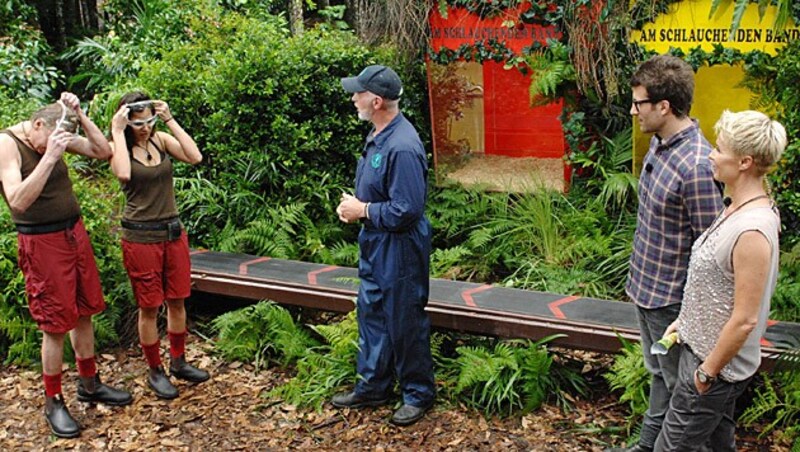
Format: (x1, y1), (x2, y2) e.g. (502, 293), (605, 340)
(371, 153), (382, 169)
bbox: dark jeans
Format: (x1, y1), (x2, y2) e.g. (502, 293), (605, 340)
(654, 345), (751, 451)
(637, 304), (682, 449)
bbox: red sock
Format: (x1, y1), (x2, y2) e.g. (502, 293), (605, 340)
(141, 341), (162, 369)
(43, 372), (62, 398)
(168, 330), (186, 359)
(76, 356), (97, 378)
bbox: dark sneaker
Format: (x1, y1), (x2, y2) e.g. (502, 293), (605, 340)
(45, 394), (80, 439)
(148, 367), (179, 400)
(76, 375), (133, 406)
(331, 391), (389, 409)
(169, 355), (210, 383)
(390, 403), (432, 426)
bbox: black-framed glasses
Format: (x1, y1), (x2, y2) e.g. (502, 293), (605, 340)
(632, 98), (657, 113)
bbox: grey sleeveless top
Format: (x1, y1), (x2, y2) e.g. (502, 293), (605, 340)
(678, 205), (780, 382)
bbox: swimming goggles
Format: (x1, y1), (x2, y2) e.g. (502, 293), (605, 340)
(128, 116), (159, 128)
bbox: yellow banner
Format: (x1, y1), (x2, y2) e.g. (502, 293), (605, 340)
(633, 0), (798, 55)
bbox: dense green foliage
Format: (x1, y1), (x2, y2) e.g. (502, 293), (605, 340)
(766, 39), (800, 247)
(215, 301), (584, 416)
(604, 337), (649, 437)
(212, 301), (318, 369)
(741, 352), (800, 446)
(268, 309), (360, 410)
(445, 337), (584, 416)
(125, 12), (408, 248)
(0, 0), (61, 100)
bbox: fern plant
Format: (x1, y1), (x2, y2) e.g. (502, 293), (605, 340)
(451, 336), (580, 417)
(740, 346), (800, 446)
(523, 39), (576, 106)
(570, 128), (638, 213)
(604, 336), (649, 436)
(268, 310), (359, 409)
(211, 300), (318, 370)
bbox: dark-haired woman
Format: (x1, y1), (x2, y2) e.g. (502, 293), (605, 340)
(110, 92), (208, 399)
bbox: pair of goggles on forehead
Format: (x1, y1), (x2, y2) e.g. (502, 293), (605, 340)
(125, 101), (158, 127)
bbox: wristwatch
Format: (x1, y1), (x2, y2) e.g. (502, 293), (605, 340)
(696, 364), (717, 385)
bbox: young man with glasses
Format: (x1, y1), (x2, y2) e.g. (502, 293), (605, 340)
(0, 92), (133, 438)
(613, 55), (724, 452)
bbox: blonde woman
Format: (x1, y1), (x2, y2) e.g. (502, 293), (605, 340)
(656, 110), (786, 451)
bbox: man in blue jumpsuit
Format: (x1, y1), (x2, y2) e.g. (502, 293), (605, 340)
(333, 65), (435, 426)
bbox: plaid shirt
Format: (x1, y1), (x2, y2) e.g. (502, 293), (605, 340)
(626, 122), (724, 309)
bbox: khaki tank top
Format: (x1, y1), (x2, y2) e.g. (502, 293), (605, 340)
(121, 137), (180, 243)
(0, 130), (80, 225)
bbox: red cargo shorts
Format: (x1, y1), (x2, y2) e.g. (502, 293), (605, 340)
(17, 219), (106, 334)
(121, 230), (191, 308)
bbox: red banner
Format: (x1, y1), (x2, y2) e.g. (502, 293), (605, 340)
(429, 4), (561, 54)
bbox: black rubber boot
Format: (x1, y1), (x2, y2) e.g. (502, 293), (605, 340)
(390, 403), (432, 426)
(331, 391), (389, 409)
(148, 367), (179, 399)
(76, 374), (133, 406)
(44, 394), (80, 438)
(169, 354), (210, 383)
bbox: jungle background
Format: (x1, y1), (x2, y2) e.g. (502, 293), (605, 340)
(1, 0), (799, 449)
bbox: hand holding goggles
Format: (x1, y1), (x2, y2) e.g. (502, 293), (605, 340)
(125, 100), (158, 128)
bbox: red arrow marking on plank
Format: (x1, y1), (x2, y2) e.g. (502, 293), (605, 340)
(308, 266), (339, 285)
(189, 249), (208, 255)
(239, 257), (271, 275)
(548, 296), (580, 319)
(461, 284), (492, 308)
(761, 320), (780, 347)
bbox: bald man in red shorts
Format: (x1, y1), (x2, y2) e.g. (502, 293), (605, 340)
(0, 92), (132, 438)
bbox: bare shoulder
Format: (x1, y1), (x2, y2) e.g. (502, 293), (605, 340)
(734, 230), (771, 261)
(0, 132), (19, 155)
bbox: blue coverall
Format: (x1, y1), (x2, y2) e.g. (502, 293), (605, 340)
(353, 112), (436, 408)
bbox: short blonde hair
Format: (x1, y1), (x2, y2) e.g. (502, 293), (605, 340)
(714, 110), (787, 175)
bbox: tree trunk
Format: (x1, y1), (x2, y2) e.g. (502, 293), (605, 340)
(30, 0), (100, 51)
(343, 0), (362, 37)
(289, 0), (303, 36)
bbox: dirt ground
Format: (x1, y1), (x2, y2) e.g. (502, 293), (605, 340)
(0, 337), (788, 451)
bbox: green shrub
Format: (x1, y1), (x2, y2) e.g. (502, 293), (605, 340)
(0, 0), (61, 100)
(119, 13), (410, 250)
(211, 300), (318, 369)
(63, 0), (208, 92)
(768, 39), (800, 247)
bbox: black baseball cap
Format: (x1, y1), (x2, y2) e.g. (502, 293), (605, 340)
(341, 65), (403, 100)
